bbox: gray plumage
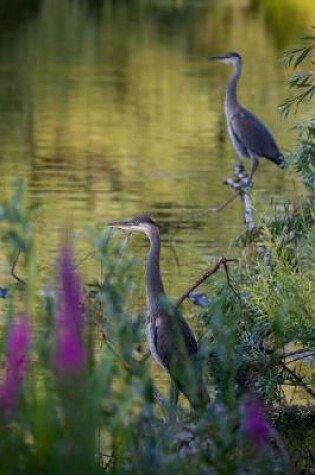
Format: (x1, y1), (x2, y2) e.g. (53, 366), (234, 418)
(209, 51), (286, 183)
(108, 216), (209, 409)
(187, 291), (209, 308)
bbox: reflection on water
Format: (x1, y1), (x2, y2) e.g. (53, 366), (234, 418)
(0, 0), (312, 388)
(0, 0), (312, 283)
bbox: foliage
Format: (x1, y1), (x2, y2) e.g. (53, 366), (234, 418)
(0, 35), (314, 475)
(279, 28), (315, 117)
(290, 119), (315, 191)
(0, 181), (292, 475)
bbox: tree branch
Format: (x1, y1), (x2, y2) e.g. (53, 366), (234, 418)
(196, 190), (240, 216)
(281, 362), (315, 399)
(281, 348), (315, 364)
(11, 250), (26, 287)
(175, 257), (237, 310)
(281, 348), (315, 360)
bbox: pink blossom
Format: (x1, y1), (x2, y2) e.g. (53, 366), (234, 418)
(242, 398), (271, 448)
(0, 316), (31, 415)
(54, 242), (86, 374)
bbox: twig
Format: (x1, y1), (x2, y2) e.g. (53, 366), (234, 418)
(281, 348), (315, 360)
(195, 190), (240, 217)
(11, 250), (26, 286)
(75, 249), (98, 270)
(281, 362), (315, 399)
(222, 258), (242, 306)
(284, 352), (315, 365)
(175, 257), (237, 309)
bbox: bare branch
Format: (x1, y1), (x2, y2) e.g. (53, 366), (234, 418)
(175, 257), (237, 309)
(222, 258), (242, 308)
(282, 351), (315, 365)
(196, 190), (240, 217)
(281, 362), (315, 399)
(11, 250), (26, 287)
(281, 348), (315, 360)
(75, 249), (98, 270)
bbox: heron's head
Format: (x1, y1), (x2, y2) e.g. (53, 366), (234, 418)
(108, 216), (159, 236)
(208, 51), (241, 65)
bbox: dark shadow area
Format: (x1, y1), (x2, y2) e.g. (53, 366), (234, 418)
(0, 0), (43, 32)
(68, 0), (104, 21)
(71, 0), (216, 39)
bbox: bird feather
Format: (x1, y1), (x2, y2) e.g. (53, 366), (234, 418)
(229, 107), (283, 162)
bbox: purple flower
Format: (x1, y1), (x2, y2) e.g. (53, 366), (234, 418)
(54, 242), (86, 374)
(242, 398), (271, 449)
(0, 316), (31, 415)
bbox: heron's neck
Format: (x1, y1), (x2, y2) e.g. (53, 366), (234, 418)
(225, 59), (242, 114)
(145, 227), (165, 314)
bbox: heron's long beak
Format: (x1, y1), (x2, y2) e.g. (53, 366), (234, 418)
(107, 219), (133, 231)
(208, 54), (226, 61)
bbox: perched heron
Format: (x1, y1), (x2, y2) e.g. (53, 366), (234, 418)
(108, 216), (209, 410)
(209, 51), (286, 184)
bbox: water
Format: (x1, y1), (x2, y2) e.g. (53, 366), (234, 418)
(0, 0), (313, 391)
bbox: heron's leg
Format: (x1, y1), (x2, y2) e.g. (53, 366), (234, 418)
(244, 155), (259, 186)
(242, 154), (259, 188)
(234, 158), (243, 168)
(169, 380), (179, 422)
(233, 158), (243, 176)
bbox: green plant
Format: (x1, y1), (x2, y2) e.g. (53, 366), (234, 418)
(279, 29), (315, 117)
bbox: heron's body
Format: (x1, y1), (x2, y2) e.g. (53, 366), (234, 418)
(209, 52), (286, 183)
(109, 216), (209, 409)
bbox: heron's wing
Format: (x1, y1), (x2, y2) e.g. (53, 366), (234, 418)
(153, 310), (208, 409)
(176, 312), (199, 356)
(230, 108), (281, 159)
(153, 310), (198, 370)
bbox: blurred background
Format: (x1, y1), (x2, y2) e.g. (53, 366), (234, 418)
(0, 0), (313, 297)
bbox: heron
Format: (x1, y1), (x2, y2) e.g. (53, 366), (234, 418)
(108, 216), (209, 410)
(209, 51), (286, 185)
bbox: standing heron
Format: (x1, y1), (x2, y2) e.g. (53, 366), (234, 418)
(108, 216), (209, 410)
(209, 52), (286, 185)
